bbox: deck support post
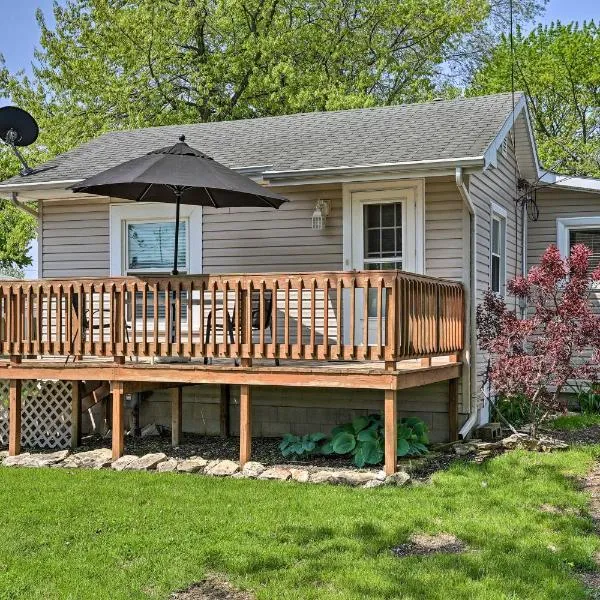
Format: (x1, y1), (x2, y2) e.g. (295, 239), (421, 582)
(8, 379), (22, 456)
(239, 384), (252, 467)
(384, 389), (397, 476)
(449, 378), (459, 442)
(171, 385), (182, 447)
(70, 380), (82, 449)
(111, 381), (125, 460)
(220, 384), (230, 437)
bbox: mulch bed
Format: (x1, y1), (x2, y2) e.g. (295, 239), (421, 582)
(170, 576), (253, 600)
(546, 425), (600, 446)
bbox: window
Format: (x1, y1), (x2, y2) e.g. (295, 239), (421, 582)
(126, 220), (187, 274)
(557, 217), (600, 275)
(569, 229), (600, 272)
(363, 202), (403, 271)
(490, 205), (507, 295)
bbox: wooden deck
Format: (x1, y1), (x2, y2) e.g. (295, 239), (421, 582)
(0, 270), (465, 475)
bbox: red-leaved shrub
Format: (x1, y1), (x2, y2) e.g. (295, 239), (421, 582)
(477, 244), (600, 436)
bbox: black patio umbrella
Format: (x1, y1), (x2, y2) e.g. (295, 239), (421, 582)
(71, 135), (288, 274)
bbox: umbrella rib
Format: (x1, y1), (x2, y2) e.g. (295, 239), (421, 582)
(260, 196), (280, 209)
(204, 187), (218, 208)
(137, 183), (154, 202)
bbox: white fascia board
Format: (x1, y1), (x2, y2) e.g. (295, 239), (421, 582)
(540, 172), (600, 193)
(482, 94), (527, 170)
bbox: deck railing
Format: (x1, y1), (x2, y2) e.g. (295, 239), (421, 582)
(0, 271), (464, 362)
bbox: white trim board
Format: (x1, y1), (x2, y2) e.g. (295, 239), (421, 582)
(109, 202), (202, 276)
(342, 179), (425, 274)
(557, 216), (600, 259)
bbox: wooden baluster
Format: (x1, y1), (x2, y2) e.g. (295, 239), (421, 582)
(175, 281), (182, 356)
(386, 276), (397, 363)
(210, 280), (217, 359)
(131, 282), (137, 356)
(322, 277), (329, 360)
(26, 285), (33, 355)
(336, 279), (342, 360)
(85, 284), (93, 356)
(98, 284), (105, 357)
(37, 284), (44, 356)
(234, 279), (241, 358)
(259, 280), (265, 358)
(186, 280), (193, 358)
(271, 279), (278, 360)
(152, 282), (159, 356)
(295, 278), (303, 359)
(349, 276), (356, 359)
(16, 284), (23, 357)
(361, 277), (369, 360)
(199, 279), (205, 359)
(309, 278), (316, 359)
(283, 279), (290, 359)
(165, 281), (172, 357)
(57, 284), (65, 355)
(141, 281), (148, 357)
(119, 282), (127, 359)
(245, 280), (253, 359)
(376, 277), (383, 360)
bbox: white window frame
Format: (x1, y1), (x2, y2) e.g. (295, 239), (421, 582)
(490, 202), (507, 296)
(342, 179), (425, 274)
(110, 202), (202, 276)
(557, 216), (600, 261)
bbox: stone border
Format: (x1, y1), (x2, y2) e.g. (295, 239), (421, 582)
(0, 449), (411, 489)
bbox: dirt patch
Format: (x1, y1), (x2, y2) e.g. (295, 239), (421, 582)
(391, 533), (466, 557)
(170, 575), (254, 600)
(547, 425), (600, 446)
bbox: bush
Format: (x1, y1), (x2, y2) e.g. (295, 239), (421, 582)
(492, 394), (533, 428)
(577, 384), (600, 414)
(320, 414), (429, 468)
(279, 432), (328, 459)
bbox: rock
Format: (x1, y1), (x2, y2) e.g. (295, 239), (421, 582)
(309, 470), (341, 484)
(205, 459), (239, 476)
(289, 468), (310, 483)
(231, 472), (248, 479)
(111, 455), (139, 471)
(363, 478), (386, 488)
(501, 433), (568, 452)
(374, 470), (387, 481)
(126, 453), (167, 471)
(241, 461), (266, 478)
(0, 450), (8, 462)
(473, 441), (499, 451)
(385, 471), (411, 486)
(2, 453), (31, 467)
(61, 448), (113, 469)
(258, 467), (292, 481)
(177, 457), (207, 473)
(334, 471), (377, 486)
(157, 458), (179, 473)
(3, 451), (69, 468)
(453, 443), (475, 456)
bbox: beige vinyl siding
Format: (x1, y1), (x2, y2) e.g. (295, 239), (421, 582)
(425, 177), (466, 282)
(202, 184), (343, 273)
(41, 197), (111, 278)
(528, 187), (600, 267)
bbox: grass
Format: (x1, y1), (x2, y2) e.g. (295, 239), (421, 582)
(1, 448), (599, 600)
(550, 413), (600, 430)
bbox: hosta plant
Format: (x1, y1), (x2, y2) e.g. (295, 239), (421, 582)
(321, 414), (429, 468)
(279, 432), (328, 459)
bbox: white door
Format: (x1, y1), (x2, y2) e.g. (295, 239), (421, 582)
(343, 187), (423, 346)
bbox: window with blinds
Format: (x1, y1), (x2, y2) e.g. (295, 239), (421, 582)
(126, 221), (187, 273)
(569, 229), (600, 272)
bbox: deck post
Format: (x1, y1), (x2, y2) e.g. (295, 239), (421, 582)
(239, 384), (252, 467)
(8, 379), (22, 456)
(171, 385), (182, 447)
(384, 389), (397, 476)
(111, 381), (125, 460)
(70, 380), (82, 449)
(449, 378), (459, 441)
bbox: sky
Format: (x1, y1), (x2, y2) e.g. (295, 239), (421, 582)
(0, 0), (597, 278)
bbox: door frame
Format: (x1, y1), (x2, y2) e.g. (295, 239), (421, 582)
(342, 179), (425, 274)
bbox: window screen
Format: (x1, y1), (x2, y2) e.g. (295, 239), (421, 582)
(127, 221), (187, 272)
(569, 229), (600, 272)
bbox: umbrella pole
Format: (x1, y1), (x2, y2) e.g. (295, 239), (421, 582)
(172, 191), (182, 276)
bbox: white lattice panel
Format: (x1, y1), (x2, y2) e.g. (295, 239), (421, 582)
(0, 380), (72, 449)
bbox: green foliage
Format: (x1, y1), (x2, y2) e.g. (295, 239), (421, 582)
(279, 432), (327, 459)
(493, 393), (534, 428)
(551, 413), (600, 431)
(469, 21), (600, 177)
(322, 414), (429, 467)
(577, 384), (600, 414)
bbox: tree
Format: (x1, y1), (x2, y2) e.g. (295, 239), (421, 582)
(469, 21), (600, 177)
(477, 244), (600, 436)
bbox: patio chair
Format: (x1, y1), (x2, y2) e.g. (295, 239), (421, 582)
(204, 290), (279, 366)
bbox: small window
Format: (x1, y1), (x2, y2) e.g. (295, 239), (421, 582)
(490, 212), (506, 295)
(126, 220), (187, 273)
(363, 202), (403, 271)
(569, 229), (600, 272)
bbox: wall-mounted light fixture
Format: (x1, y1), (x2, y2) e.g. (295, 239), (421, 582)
(311, 199), (330, 230)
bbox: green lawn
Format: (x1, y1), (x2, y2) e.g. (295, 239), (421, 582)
(551, 413), (600, 430)
(1, 448), (599, 600)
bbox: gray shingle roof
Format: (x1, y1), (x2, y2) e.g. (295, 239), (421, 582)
(0, 93), (520, 188)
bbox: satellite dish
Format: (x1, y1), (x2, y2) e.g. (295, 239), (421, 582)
(0, 106), (39, 176)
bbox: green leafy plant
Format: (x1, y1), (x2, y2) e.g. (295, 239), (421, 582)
(321, 414), (429, 468)
(492, 393), (533, 429)
(279, 432), (327, 459)
(577, 385), (600, 414)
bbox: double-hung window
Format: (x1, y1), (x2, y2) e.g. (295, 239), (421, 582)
(557, 217), (600, 274)
(490, 204), (507, 295)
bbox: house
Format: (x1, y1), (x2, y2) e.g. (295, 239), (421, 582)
(1, 92), (599, 473)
